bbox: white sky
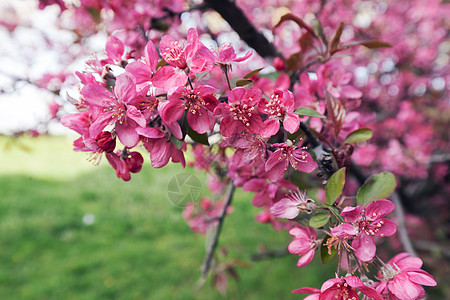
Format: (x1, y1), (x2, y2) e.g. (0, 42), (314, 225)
(0, 0), (105, 135)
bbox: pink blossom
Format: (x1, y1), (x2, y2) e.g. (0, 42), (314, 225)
(260, 89), (300, 137)
(221, 133), (267, 166)
(159, 85), (218, 134)
(288, 227), (318, 267)
(332, 200), (397, 262)
(243, 178), (296, 207)
(208, 44), (253, 68)
(265, 141), (317, 182)
(152, 28), (214, 91)
(81, 72), (146, 148)
(214, 87), (263, 137)
(38, 0), (66, 11)
(270, 190), (315, 219)
(293, 276), (382, 300)
(101, 35), (125, 66)
(376, 253), (437, 300)
(125, 40), (159, 85)
(140, 124), (186, 169)
(106, 150), (144, 181)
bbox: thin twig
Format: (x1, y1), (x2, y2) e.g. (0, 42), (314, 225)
(299, 122), (337, 180)
(250, 247), (289, 261)
(201, 182), (236, 277)
(390, 192), (418, 257)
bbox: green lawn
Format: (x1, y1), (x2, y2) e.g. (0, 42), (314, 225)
(0, 136), (334, 299)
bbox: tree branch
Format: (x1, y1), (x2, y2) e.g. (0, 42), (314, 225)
(201, 182), (236, 277)
(204, 0), (277, 58)
(299, 122), (337, 181)
(251, 247), (289, 261)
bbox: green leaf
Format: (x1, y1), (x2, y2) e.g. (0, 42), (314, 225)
(243, 68), (264, 79)
(87, 7), (101, 24)
(156, 58), (168, 70)
(292, 211), (314, 227)
(170, 136), (184, 150)
(343, 128), (373, 144)
(294, 107), (325, 118)
(326, 167), (346, 205)
(357, 172), (397, 206)
(311, 19), (328, 46)
(320, 235), (337, 264)
(274, 13), (317, 38)
(327, 205), (344, 223)
(235, 79), (253, 87)
(309, 212), (330, 228)
(187, 127), (209, 146)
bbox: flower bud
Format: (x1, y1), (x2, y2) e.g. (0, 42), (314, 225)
(95, 131), (116, 153)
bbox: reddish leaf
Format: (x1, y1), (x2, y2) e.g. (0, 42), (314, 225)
(325, 91), (346, 137)
(226, 266), (240, 281)
(212, 272), (228, 296)
(285, 52), (303, 72)
(274, 13), (317, 38)
(235, 78), (253, 87)
(330, 22), (344, 51)
(339, 40), (392, 50)
(299, 32), (314, 52)
(243, 67), (264, 79)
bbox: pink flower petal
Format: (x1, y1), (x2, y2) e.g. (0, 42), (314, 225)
(105, 35), (124, 62)
(290, 149), (317, 173)
(115, 120), (139, 148)
(366, 199), (395, 220)
(125, 61), (153, 84)
(261, 118), (280, 138)
(270, 198), (299, 219)
(296, 249), (315, 267)
(353, 234), (376, 262)
(289, 227), (311, 239)
(152, 66), (187, 92)
(388, 273), (421, 300)
(373, 218), (397, 237)
(144, 40), (158, 73)
(187, 107), (213, 134)
(136, 127), (164, 138)
(283, 113), (300, 134)
(408, 270), (437, 286)
(126, 105), (146, 127)
(228, 87), (246, 104)
(82, 83), (115, 107)
(288, 239), (311, 255)
(340, 205), (364, 223)
(265, 149), (284, 172)
(114, 73), (137, 104)
(160, 99), (185, 124)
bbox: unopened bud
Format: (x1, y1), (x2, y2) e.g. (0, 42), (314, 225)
(95, 131), (116, 153)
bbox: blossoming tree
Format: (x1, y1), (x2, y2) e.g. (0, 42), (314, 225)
(3, 0), (448, 298)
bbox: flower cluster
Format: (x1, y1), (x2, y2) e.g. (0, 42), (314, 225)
(58, 11), (440, 298)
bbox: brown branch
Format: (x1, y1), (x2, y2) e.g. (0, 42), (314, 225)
(204, 0), (277, 58)
(251, 247), (289, 261)
(201, 182), (236, 277)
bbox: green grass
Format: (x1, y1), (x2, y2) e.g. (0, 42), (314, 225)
(0, 136), (334, 299)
